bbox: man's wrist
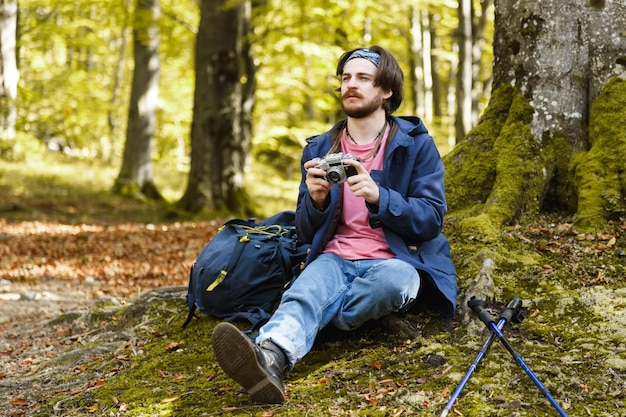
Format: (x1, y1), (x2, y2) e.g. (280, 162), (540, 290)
(312, 196), (329, 211)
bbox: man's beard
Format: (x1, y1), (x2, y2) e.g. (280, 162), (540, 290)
(341, 93), (384, 118)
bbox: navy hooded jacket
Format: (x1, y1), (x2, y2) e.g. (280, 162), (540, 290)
(295, 116), (457, 317)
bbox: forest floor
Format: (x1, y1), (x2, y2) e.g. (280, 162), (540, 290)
(1, 157), (625, 417)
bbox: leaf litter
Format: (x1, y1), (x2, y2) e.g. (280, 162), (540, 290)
(0, 217), (624, 416)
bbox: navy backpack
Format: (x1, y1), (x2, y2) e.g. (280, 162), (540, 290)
(183, 211), (310, 330)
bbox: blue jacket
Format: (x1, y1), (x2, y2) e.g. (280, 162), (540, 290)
(295, 116), (457, 317)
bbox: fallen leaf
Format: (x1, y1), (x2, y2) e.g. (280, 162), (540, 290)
(83, 403), (99, 412)
(221, 405), (238, 411)
(166, 341), (184, 351)
(53, 388), (71, 395)
(162, 397), (179, 403)
(11, 398), (27, 406)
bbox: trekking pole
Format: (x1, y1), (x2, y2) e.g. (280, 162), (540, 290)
(468, 298), (570, 417)
(440, 297), (524, 417)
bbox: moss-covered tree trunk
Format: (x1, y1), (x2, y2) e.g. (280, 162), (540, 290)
(177, 0), (255, 217)
(444, 0), (626, 238)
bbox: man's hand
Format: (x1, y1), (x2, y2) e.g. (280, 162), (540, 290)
(344, 158), (380, 205)
(304, 159), (333, 210)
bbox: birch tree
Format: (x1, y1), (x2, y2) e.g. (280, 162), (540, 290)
(0, 0), (18, 147)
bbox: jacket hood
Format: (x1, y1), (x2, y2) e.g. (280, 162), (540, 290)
(394, 116), (429, 137)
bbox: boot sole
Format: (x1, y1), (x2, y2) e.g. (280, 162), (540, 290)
(211, 322), (285, 404)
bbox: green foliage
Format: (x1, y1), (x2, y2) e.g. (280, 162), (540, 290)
(251, 0), (476, 167)
(19, 0), (130, 153)
(17, 0), (197, 164)
(12, 0), (490, 214)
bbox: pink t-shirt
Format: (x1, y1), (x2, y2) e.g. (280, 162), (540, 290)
(322, 126), (394, 260)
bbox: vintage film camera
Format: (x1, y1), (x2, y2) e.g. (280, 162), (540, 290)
(313, 152), (358, 184)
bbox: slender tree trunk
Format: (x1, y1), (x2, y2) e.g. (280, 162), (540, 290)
(106, 0), (132, 164)
(430, 13), (442, 118)
(0, 0), (18, 145)
(444, 0), (626, 236)
(299, 1), (315, 123)
(113, 0), (163, 201)
(177, 0), (255, 216)
(409, 5), (425, 119)
(472, 0), (493, 122)
(446, 50), (457, 148)
(455, 0), (473, 143)
(421, 9), (433, 124)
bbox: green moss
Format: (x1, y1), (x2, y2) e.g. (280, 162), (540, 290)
(86, 297), (128, 326)
(444, 84), (514, 212)
(444, 76), (625, 238)
(456, 213), (501, 243)
(111, 179), (147, 201)
(445, 85), (547, 241)
(488, 118), (543, 226)
(571, 77), (626, 231)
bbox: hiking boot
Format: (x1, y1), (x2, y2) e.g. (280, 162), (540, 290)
(211, 322), (290, 404)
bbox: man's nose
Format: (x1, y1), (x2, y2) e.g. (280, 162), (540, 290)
(345, 76), (358, 88)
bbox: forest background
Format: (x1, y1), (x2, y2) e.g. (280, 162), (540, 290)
(2, 0), (491, 217)
(1, 0), (626, 416)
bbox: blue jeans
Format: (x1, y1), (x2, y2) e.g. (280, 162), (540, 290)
(256, 253), (420, 367)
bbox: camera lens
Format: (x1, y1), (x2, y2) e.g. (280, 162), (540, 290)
(326, 169), (343, 183)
